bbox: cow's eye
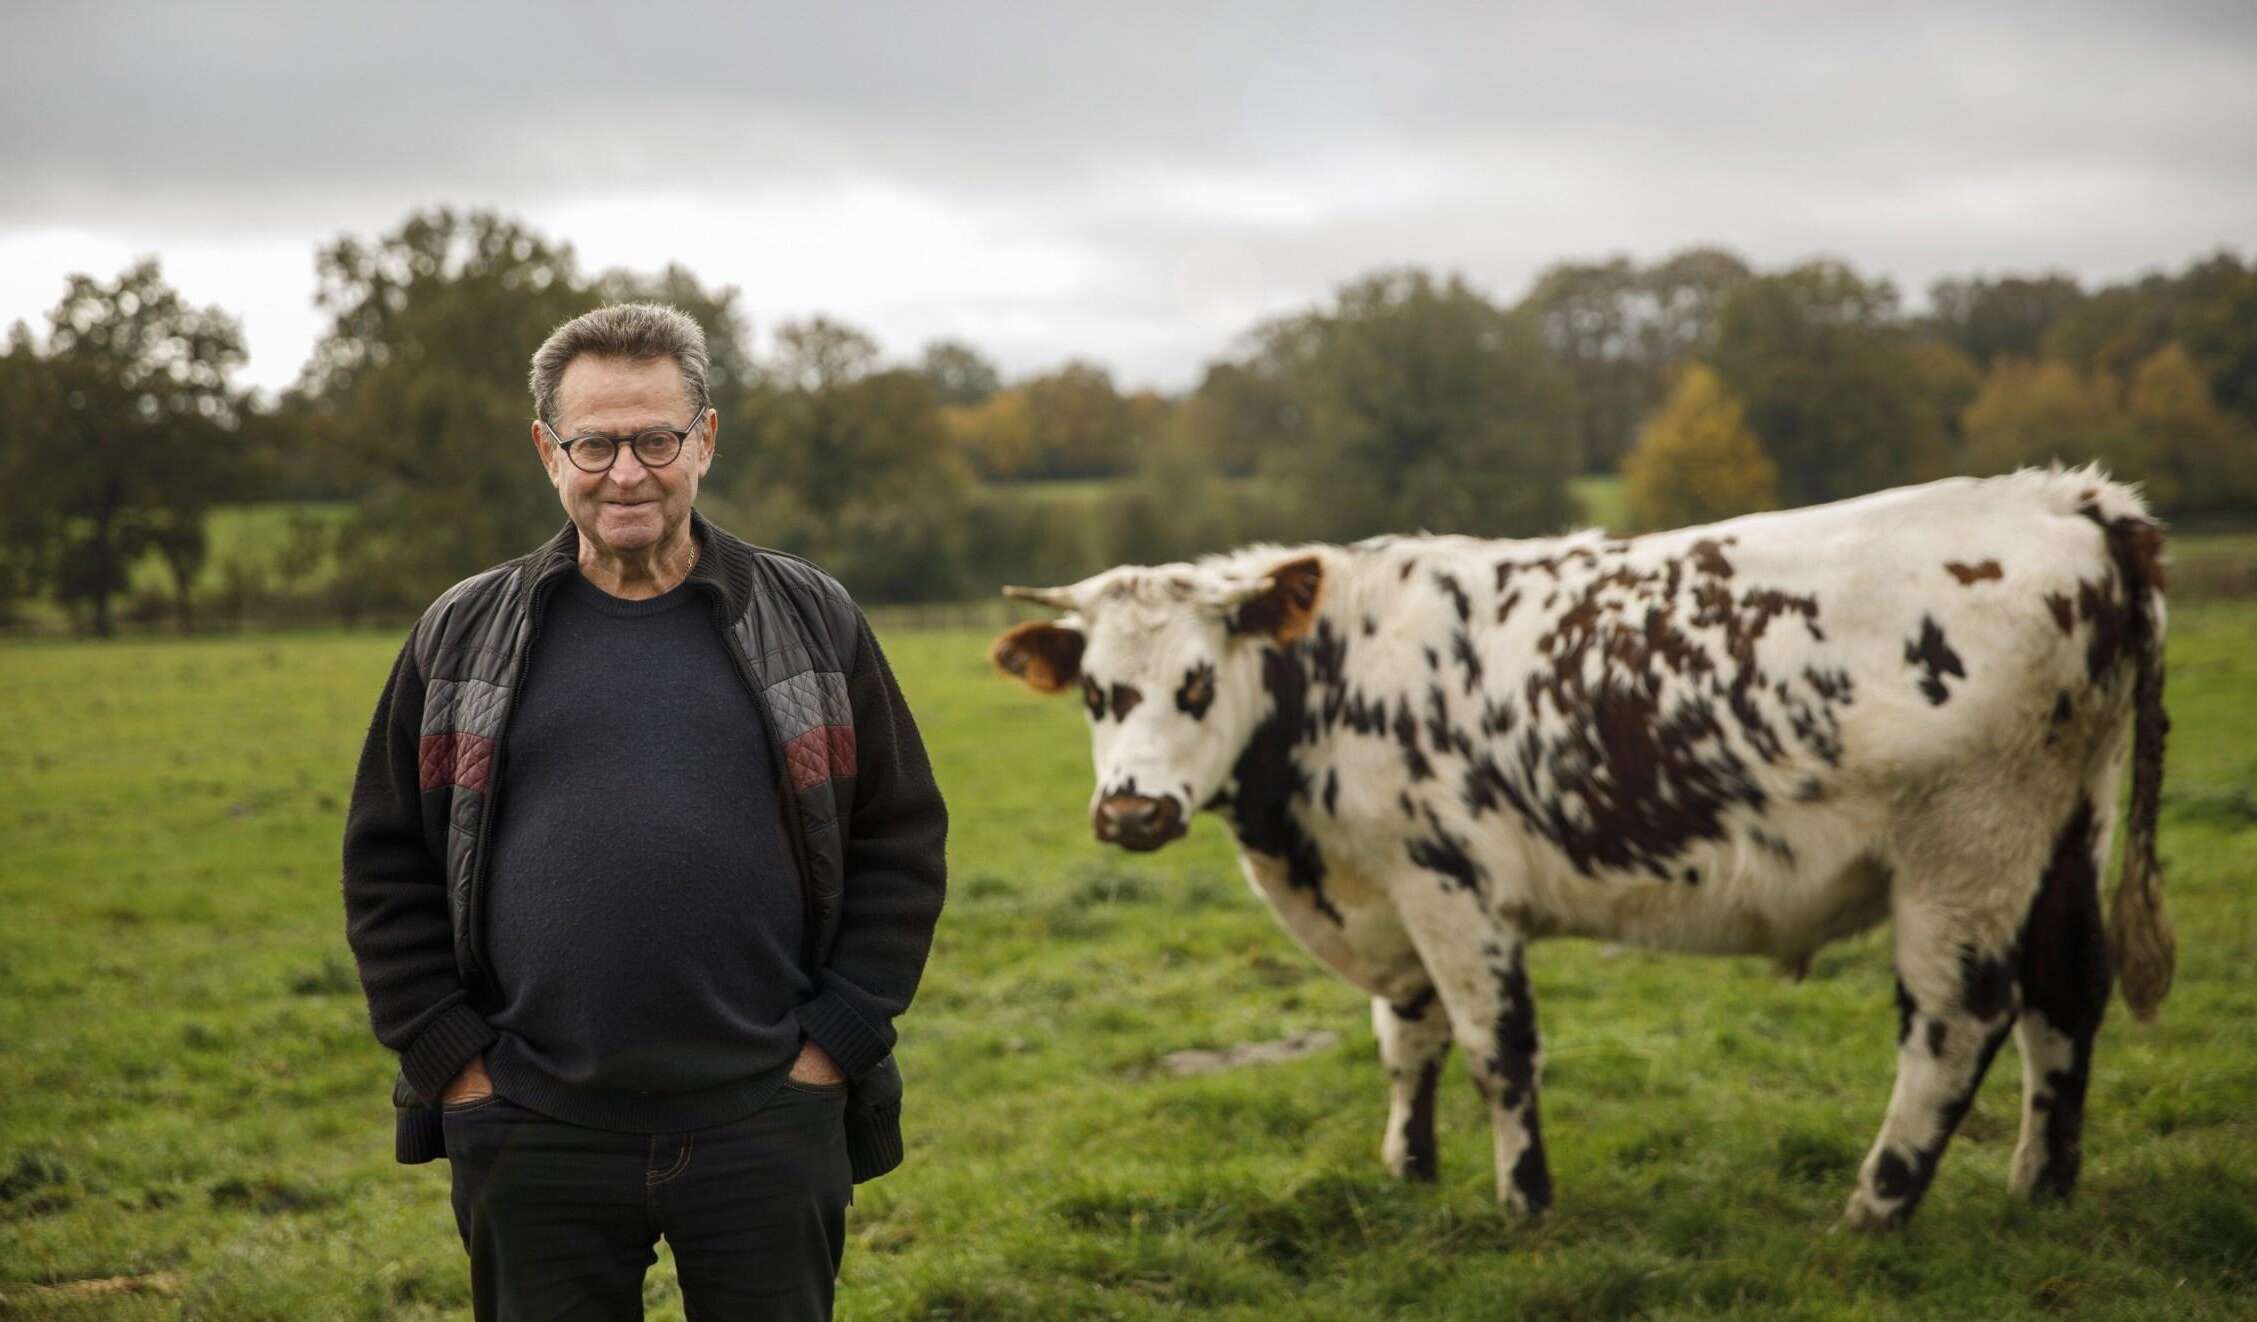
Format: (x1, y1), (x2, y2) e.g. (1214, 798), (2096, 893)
(1176, 663), (1217, 720)
(1082, 676), (1105, 719)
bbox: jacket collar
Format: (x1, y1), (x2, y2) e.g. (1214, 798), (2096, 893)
(515, 507), (758, 622)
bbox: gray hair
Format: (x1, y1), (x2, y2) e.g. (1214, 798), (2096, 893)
(528, 302), (711, 428)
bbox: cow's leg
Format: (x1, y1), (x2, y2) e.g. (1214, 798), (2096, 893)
(1843, 901), (2021, 1230)
(2011, 796), (2111, 1201)
(1373, 988), (1452, 1181)
(1396, 897), (1549, 1215)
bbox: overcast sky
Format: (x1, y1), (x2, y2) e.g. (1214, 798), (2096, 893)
(4, 1), (2252, 397)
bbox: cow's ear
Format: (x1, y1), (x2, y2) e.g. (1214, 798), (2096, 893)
(990, 618), (1086, 693)
(1229, 555), (1324, 644)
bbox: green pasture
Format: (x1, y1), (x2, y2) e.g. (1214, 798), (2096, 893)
(2, 597), (2252, 1318)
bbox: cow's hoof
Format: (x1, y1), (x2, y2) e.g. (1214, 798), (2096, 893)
(2009, 1144), (2079, 1203)
(1838, 1194), (1906, 1233)
(1382, 1149), (1437, 1183)
(1498, 1190), (1548, 1220)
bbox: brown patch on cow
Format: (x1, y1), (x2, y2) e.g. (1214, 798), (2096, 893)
(1233, 555), (1325, 643)
(1904, 615), (1966, 705)
(2075, 505), (2168, 685)
(1494, 553), (1840, 878)
(2100, 510), (2168, 593)
(1945, 560), (2003, 585)
(2045, 592), (2074, 634)
(991, 619), (1085, 694)
(1111, 682), (1143, 719)
(1689, 537), (1737, 579)
(2074, 578), (2127, 683)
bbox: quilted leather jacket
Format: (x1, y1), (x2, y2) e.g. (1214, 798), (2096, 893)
(343, 509), (948, 1181)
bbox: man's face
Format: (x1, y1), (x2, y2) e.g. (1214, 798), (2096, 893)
(534, 355), (715, 558)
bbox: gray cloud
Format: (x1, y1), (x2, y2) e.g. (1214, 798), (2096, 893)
(4, 1), (2252, 389)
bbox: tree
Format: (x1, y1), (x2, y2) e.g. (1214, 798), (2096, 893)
(1173, 360), (1290, 477)
(1246, 269), (1579, 541)
(2043, 250), (2257, 426)
(1519, 247), (1753, 475)
(297, 210), (589, 612)
(2, 261), (246, 634)
(745, 318), (885, 520)
(1523, 257), (1647, 473)
(1621, 364), (1778, 531)
(1637, 247), (1753, 363)
(943, 387), (1036, 478)
(1020, 360), (1136, 479)
(0, 323), (62, 619)
(1096, 398), (1254, 566)
(920, 339), (1001, 406)
(2162, 252), (2257, 423)
(2126, 343), (2257, 515)
(300, 209), (582, 404)
(1926, 274), (2085, 366)
(734, 317), (979, 600)
(1957, 358), (2134, 482)
(1711, 261), (1969, 506)
(593, 263), (756, 405)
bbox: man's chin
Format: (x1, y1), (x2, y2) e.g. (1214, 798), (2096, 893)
(587, 506), (667, 548)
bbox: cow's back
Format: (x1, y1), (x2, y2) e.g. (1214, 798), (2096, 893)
(1294, 467), (2155, 961)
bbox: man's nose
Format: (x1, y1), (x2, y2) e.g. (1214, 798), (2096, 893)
(606, 449), (650, 485)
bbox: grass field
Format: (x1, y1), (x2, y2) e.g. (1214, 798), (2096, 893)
(2, 597), (2253, 1317)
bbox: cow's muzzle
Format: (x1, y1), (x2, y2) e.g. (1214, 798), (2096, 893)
(1093, 794), (1186, 852)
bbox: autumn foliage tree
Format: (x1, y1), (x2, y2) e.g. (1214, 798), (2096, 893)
(1710, 262), (1978, 506)
(1621, 364), (1778, 532)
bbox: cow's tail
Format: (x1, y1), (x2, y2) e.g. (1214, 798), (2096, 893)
(2099, 510), (2174, 1022)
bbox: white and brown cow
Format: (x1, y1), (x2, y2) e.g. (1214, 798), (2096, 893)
(991, 466), (2173, 1229)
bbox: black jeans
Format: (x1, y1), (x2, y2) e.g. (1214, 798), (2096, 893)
(443, 1079), (853, 1321)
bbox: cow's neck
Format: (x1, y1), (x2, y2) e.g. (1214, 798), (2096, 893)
(1210, 625), (1343, 920)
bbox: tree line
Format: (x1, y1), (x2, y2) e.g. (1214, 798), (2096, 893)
(1, 207), (2251, 632)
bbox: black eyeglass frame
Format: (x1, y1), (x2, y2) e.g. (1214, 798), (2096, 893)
(538, 409), (710, 473)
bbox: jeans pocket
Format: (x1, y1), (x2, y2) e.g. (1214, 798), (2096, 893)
(440, 1092), (506, 1115)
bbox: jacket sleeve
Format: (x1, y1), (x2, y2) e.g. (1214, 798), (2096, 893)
(341, 635), (496, 1104)
(793, 612), (949, 1079)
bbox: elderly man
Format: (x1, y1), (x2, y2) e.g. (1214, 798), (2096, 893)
(342, 303), (947, 1320)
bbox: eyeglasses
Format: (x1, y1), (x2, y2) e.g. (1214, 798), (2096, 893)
(539, 410), (707, 473)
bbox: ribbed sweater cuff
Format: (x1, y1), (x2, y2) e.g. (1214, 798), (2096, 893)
(795, 990), (891, 1080)
(400, 1003), (498, 1103)
(845, 1102), (903, 1183)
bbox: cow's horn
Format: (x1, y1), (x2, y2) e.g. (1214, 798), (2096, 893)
(1002, 584), (1082, 611)
(1195, 574), (1275, 610)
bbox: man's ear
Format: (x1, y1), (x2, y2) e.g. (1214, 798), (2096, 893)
(534, 420), (573, 492)
(1228, 555), (1324, 643)
(990, 618), (1086, 693)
